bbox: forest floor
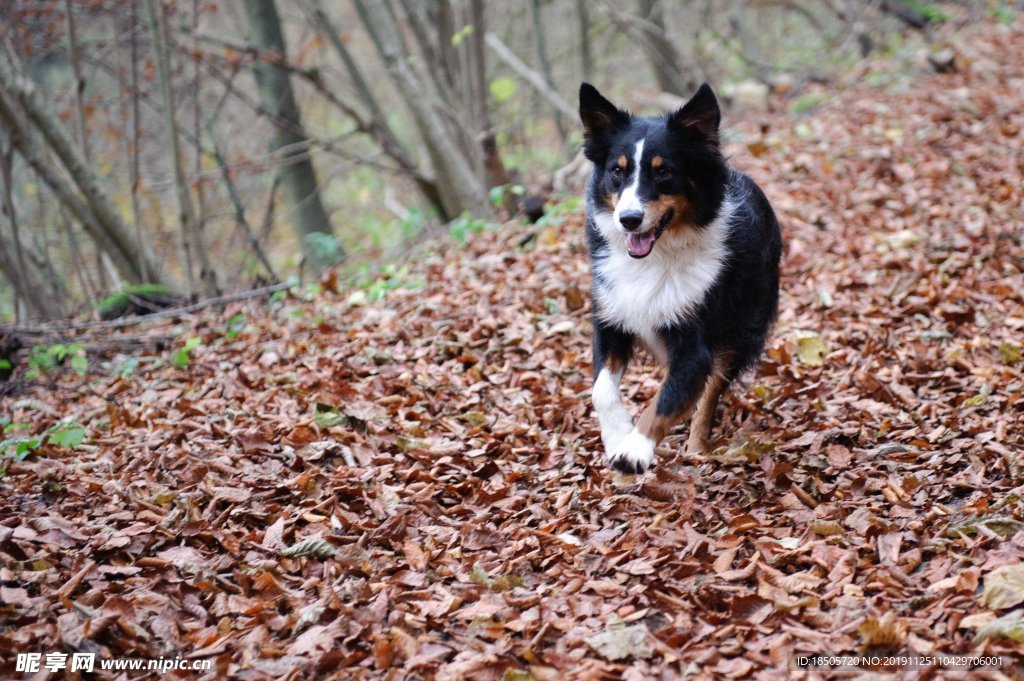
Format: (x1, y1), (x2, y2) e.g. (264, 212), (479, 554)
(3, 18), (1024, 681)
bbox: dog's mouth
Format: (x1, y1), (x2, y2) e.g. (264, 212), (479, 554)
(625, 209), (674, 259)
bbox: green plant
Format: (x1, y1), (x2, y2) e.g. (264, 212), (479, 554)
(27, 343), (87, 379)
(791, 92), (828, 115)
(224, 313), (246, 340)
(489, 77), (517, 103)
(991, 1), (1016, 24)
(535, 194), (582, 228)
(367, 264), (424, 302)
(303, 232), (345, 265)
(47, 422), (85, 448)
(399, 207), (432, 241)
(116, 356), (141, 378)
(899, 0), (949, 23)
(488, 183), (525, 208)
(1, 419), (86, 469)
(268, 276), (300, 304)
(173, 337), (202, 369)
(449, 212), (488, 244)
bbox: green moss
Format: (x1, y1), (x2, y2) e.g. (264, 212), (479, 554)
(898, 0), (949, 23)
(790, 92), (828, 115)
(97, 284), (178, 320)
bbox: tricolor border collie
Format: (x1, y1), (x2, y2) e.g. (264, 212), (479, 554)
(580, 82), (782, 474)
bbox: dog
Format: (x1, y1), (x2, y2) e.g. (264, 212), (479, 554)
(579, 82), (782, 474)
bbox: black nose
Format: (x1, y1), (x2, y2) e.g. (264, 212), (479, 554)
(619, 210), (644, 231)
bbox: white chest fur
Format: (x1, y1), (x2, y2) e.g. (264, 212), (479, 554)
(591, 198), (735, 352)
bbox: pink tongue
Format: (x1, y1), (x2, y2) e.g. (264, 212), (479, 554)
(626, 231), (656, 258)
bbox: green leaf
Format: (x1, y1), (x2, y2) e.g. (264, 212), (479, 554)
(302, 232), (344, 264)
(488, 184), (507, 207)
(225, 313), (246, 340)
(1, 436), (42, 461)
(48, 423), (85, 449)
(314, 403), (348, 429)
(1000, 341), (1022, 365)
(450, 24), (473, 46)
(117, 357), (140, 377)
(0, 359), (11, 370)
(489, 77), (517, 102)
(70, 353), (88, 375)
(173, 337), (202, 368)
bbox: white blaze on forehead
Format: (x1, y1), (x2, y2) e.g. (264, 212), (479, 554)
(613, 139), (645, 226)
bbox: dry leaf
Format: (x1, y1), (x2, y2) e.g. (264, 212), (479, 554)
(980, 564), (1024, 610)
(584, 623), (653, 661)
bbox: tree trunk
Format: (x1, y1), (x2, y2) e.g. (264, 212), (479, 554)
(143, 0), (215, 296)
(636, 0), (692, 95)
(307, 0), (448, 219)
(355, 0), (489, 221)
(530, 0), (567, 141)
(577, 0), (593, 82)
(241, 0), (341, 271)
(0, 57), (169, 287)
(468, 0), (510, 192)
(0, 148), (65, 319)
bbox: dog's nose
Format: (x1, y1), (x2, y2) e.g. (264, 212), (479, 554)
(619, 210), (644, 231)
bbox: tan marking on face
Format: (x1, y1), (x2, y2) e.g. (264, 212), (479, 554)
(645, 194), (695, 236)
(651, 155), (663, 168)
(617, 155), (627, 168)
(605, 191), (618, 210)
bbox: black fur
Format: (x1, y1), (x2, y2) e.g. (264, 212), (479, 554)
(580, 82), (782, 472)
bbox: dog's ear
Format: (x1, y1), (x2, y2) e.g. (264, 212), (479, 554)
(671, 82), (721, 144)
(579, 83), (627, 156)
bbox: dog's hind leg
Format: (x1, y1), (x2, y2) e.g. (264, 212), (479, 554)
(685, 355), (730, 454)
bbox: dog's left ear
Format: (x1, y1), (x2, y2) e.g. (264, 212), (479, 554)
(671, 83), (721, 144)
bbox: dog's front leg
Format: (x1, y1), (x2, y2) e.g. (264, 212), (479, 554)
(608, 338), (712, 474)
(591, 322), (634, 456)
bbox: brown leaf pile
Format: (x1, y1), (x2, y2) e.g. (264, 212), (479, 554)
(3, 19), (1024, 681)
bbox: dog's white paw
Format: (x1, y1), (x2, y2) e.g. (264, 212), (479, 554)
(606, 428), (655, 474)
(601, 421), (633, 455)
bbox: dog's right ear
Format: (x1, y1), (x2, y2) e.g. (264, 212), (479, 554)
(579, 83), (627, 159)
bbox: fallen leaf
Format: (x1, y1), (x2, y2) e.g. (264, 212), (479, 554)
(980, 564), (1024, 610)
(584, 623), (653, 661)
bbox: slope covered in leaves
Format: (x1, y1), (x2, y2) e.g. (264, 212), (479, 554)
(3, 19), (1024, 681)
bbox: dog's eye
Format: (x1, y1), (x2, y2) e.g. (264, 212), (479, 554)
(610, 166), (625, 180)
(654, 167), (672, 182)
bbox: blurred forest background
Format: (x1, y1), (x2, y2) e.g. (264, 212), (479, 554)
(0, 0), (1013, 322)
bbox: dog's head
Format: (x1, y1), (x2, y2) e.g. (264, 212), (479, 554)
(579, 83), (728, 258)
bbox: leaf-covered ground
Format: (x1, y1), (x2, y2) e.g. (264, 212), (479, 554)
(3, 19), (1024, 681)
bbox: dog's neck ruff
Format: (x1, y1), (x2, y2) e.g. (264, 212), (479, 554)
(590, 194), (736, 339)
